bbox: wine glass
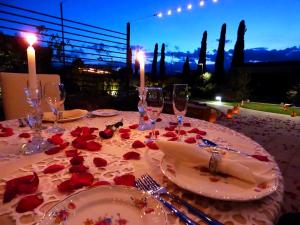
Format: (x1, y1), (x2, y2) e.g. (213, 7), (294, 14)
(173, 84), (189, 141)
(22, 81), (48, 154)
(145, 87), (164, 140)
(44, 82), (66, 133)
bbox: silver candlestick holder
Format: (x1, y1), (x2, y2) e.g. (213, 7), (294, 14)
(137, 87), (149, 130)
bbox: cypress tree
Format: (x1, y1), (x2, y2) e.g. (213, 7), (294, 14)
(214, 23), (226, 84)
(231, 20), (246, 68)
(159, 43), (165, 78)
(198, 31), (207, 74)
(152, 43), (158, 79)
(183, 56), (191, 84)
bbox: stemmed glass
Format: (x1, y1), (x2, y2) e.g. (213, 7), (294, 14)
(44, 82), (66, 133)
(145, 87), (164, 140)
(173, 84), (189, 141)
(22, 81), (48, 154)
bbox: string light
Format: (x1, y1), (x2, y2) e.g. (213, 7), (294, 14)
(155, 0), (220, 18)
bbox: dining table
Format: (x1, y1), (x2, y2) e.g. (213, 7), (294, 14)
(0, 111), (283, 225)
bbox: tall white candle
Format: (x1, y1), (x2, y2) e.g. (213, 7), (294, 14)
(25, 33), (38, 90)
(137, 51), (145, 90)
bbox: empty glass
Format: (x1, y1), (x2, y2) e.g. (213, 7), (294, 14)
(173, 84), (189, 140)
(22, 81), (48, 154)
(44, 82), (66, 133)
(145, 87), (164, 140)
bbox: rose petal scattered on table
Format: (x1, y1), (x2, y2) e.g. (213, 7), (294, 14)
(120, 132), (130, 139)
(45, 146), (62, 155)
(114, 174), (135, 186)
(146, 142), (159, 150)
(123, 151), (140, 160)
(195, 134), (203, 139)
(92, 181), (111, 187)
(252, 154), (270, 162)
(132, 140), (146, 148)
(16, 194), (43, 213)
(143, 115), (149, 121)
(72, 137), (87, 149)
(184, 137), (197, 144)
(86, 141), (102, 151)
(93, 157), (108, 167)
(57, 180), (73, 193)
(69, 164), (89, 173)
(169, 122), (178, 126)
(176, 130), (187, 135)
(65, 149), (80, 157)
(0, 126), (14, 137)
(70, 155), (84, 165)
(70, 172), (94, 188)
(129, 124), (139, 129)
(165, 126), (176, 131)
(183, 122), (191, 127)
(156, 118), (162, 122)
(163, 131), (177, 138)
(188, 128), (207, 135)
(18, 133), (31, 138)
(43, 164), (65, 174)
(71, 127), (83, 137)
(47, 133), (64, 145)
(119, 128), (131, 133)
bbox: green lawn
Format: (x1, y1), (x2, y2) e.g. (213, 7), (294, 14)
(224, 101), (300, 116)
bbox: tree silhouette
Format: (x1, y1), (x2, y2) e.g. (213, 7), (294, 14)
(214, 23), (227, 84)
(183, 56), (190, 83)
(198, 31), (207, 74)
(152, 43), (158, 79)
(231, 20), (247, 68)
(159, 43), (165, 78)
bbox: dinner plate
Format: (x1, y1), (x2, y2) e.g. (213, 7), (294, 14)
(91, 109), (119, 117)
(38, 185), (167, 225)
(160, 155), (279, 201)
(43, 109), (88, 122)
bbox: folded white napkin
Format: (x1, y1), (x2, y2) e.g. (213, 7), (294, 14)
(156, 140), (275, 184)
(43, 109), (87, 121)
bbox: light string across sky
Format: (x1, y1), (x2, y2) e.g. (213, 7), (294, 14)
(154, 0), (219, 18)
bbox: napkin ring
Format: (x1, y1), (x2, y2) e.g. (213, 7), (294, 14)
(209, 151), (221, 174)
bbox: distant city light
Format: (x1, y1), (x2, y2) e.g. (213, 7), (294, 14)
(157, 12), (163, 18)
(187, 4), (192, 10)
(177, 7), (182, 13)
(200, 1), (205, 7)
(167, 10), (172, 15)
(215, 96), (222, 102)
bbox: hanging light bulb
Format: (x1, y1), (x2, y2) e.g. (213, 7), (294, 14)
(199, 1), (205, 7)
(167, 10), (172, 15)
(187, 4), (192, 10)
(177, 7), (182, 13)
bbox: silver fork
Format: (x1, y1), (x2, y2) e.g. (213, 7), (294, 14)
(136, 178), (200, 225)
(141, 174), (224, 225)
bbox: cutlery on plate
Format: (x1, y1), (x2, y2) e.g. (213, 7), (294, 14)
(136, 178), (200, 225)
(140, 174), (223, 225)
(199, 138), (250, 156)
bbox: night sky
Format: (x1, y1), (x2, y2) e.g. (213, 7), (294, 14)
(2, 0), (300, 69)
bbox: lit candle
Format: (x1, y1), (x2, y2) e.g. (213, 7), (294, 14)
(25, 33), (38, 90)
(137, 51), (145, 90)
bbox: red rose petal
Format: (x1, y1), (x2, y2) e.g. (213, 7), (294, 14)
(146, 142), (159, 150)
(3, 182), (18, 203)
(176, 130), (187, 135)
(92, 181), (111, 187)
(70, 172), (94, 188)
(156, 118), (162, 122)
(168, 137), (179, 141)
(185, 137), (197, 144)
(120, 132), (130, 139)
(188, 128), (207, 135)
(71, 127), (83, 137)
(17, 172), (39, 194)
(195, 134), (203, 139)
(43, 164), (65, 174)
(183, 122), (191, 127)
(45, 146), (62, 155)
(169, 122), (178, 126)
(47, 134), (64, 145)
(69, 165), (89, 173)
(165, 126), (176, 131)
(114, 174), (135, 187)
(132, 140), (146, 148)
(119, 128), (131, 133)
(16, 194), (43, 213)
(252, 155), (270, 162)
(129, 124), (139, 129)
(57, 179), (74, 193)
(123, 151), (140, 160)
(70, 155), (84, 165)
(65, 149), (80, 157)
(86, 141), (102, 151)
(93, 157), (108, 167)
(143, 115), (149, 121)
(72, 137), (87, 149)
(18, 133), (31, 138)
(163, 132), (177, 138)
(0, 127), (14, 137)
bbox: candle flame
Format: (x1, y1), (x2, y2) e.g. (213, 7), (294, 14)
(137, 51), (145, 65)
(25, 33), (37, 46)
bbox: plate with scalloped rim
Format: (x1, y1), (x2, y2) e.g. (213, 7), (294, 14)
(91, 109), (120, 117)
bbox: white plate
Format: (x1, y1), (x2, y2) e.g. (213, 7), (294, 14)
(43, 109), (88, 122)
(92, 109), (119, 117)
(161, 155), (279, 201)
(38, 185), (167, 225)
